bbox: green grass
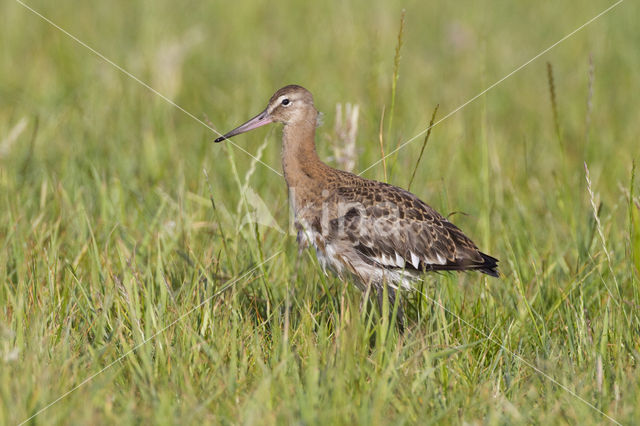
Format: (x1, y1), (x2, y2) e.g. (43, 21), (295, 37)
(2, 0), (639, 424)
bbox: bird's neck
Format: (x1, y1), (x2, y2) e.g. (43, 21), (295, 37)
(281, 115), (328, 191)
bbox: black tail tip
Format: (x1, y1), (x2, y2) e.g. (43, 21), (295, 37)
(479, 252), (500, 278)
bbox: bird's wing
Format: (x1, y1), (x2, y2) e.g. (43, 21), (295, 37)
(328, 183), (498, 277)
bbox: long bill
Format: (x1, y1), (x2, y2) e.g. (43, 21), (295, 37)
(214, 108), (272, 142)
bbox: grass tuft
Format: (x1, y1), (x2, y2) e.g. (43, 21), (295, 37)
(584, 161), (621, 303)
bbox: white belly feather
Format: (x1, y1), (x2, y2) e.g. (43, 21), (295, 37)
(296, 219), (418, 291)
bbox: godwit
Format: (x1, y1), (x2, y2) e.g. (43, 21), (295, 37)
(215, 85), (498, 323)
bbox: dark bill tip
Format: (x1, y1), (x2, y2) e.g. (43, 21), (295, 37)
(211, 108), (272, 144)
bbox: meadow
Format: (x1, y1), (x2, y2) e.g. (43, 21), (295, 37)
(1, 0), (639, 424)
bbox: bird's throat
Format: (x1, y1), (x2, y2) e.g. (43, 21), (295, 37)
(281, 119), (325, 189)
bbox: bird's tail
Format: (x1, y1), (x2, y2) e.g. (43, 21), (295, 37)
(477, 252), (499, 277)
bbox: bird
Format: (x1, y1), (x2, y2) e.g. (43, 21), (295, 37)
(215, 85), (498, 325)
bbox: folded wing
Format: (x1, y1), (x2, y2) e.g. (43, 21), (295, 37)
(328, 183), (499, 278)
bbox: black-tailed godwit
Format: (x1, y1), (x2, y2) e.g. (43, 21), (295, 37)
(215, 85), (499, 323)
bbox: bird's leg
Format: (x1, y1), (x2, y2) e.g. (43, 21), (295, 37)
(376, 286), (385, 317)
(360, 282), (373, 314)
(388, 287), (406, 334)
(292, 226), (309, 283)
(291, 244), (304, 283)
(376, 285), (406, 333)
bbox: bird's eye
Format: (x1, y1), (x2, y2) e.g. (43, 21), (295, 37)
(281, 98), (290, 106)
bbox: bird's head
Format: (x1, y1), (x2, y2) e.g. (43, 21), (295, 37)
(214, 85), (317, 142)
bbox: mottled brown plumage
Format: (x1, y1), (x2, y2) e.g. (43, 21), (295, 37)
(215, 85), (498, 299)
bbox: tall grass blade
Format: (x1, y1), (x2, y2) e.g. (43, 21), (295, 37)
(388, 9), (406, 177)
(584, 161), (621, 304)
(407, 104), (439, 191)
(584, 54), (595, 145)
(546, 62), (564, 149)
(378, 105), (388, 182)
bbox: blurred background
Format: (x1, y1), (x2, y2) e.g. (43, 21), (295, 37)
(2, 0), (636, 196)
